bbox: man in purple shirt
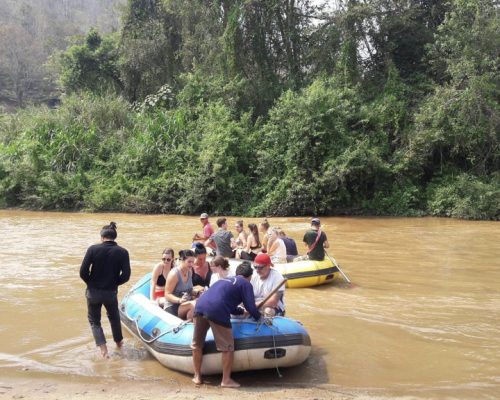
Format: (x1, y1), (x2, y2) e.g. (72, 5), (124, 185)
(191, 261), (261, 388)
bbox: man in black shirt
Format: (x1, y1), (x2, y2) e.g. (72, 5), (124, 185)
(303, 218), (329, 261)
(80, 222), (131, 358)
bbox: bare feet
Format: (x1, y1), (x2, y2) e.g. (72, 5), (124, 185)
(99, 344), (109, 358)
(192, 376), (203, 385)
(116, 340), (123, 349)
(220, 378), (240, 388)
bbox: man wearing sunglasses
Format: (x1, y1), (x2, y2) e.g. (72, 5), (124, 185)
(251, 252), (286, 317)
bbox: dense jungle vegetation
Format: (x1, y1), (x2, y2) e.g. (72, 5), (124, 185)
(0, 0), (498, 219)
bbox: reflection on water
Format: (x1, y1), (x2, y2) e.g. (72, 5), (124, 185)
(0, 210), (499, 398)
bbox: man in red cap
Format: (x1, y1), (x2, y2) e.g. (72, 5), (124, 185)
(251, 252), (286, 316)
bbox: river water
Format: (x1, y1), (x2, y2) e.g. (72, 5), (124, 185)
(0, 210), (499, 399)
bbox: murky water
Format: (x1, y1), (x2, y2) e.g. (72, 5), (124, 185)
(0, 210), (499, 398)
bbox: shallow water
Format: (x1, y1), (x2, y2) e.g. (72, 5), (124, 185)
(0, 210), (499, 398)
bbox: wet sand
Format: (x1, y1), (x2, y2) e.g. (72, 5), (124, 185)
(0, 376), (354, 400)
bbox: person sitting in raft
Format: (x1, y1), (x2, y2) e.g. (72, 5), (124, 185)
(150, 248), (175, 306)
(191, 261), (261, 388)
(233, 220), (248, 258)
(191, 242), (211, 289)
(209, 255), (233, 287)
(192, 213), (216, 253)
(278, 229), (298, 262)
(259, 219), (272, 251)
(238, 223), (261, 261)
(267, 228), (287, 263)
(303, 218), (329, 261)
(205, 217), (236, 258)
(164, 249), (197, 321)
(251, 252), (286, 317)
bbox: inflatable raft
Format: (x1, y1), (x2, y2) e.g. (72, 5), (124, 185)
(227, 257), (339, 288)
(119, 273), (311, 374)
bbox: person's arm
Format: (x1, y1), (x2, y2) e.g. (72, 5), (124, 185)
(323, 232), (329, 249)
(150, 263), (161, 300)
(79, 247), (92, 283)
(239, 232), (247, 248)
(259, 292), (281, 309)
(268, 239), (278, 256)
(117, 251), (131, 285)
(204, 237), (214, 248)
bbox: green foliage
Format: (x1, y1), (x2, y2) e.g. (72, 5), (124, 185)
(0, 0), (498, 220)
(59, 29), (122, 94)
(426, 174), (500, 219)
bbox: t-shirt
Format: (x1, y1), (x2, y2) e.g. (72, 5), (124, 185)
(303, 229), (328, 261)
(281, 237), (298, 256)
(210, 230), (234, 257)
(203, 223), (216, 249)
(194, 276), (261, 327)
(251, 268), (285, 312)
(203, 223), (214, 239)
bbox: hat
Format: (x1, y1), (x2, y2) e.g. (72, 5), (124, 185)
(311, 218), (321, 226)
(254, 252), (272, 266)
(200, 213), (209, 219)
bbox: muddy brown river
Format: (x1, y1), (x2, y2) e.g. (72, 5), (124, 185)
(0, 210), (498, 398)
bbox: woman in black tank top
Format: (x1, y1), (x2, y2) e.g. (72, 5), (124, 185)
(150, 248), (175, 303)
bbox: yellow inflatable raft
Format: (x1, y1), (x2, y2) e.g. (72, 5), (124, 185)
(273, 258), (339, 288)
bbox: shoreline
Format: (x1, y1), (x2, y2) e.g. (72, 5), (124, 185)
(0, 375), (355, 400)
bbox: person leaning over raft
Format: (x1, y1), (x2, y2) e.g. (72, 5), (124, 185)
(150, 248), (175, 305)
(79, 222), (131, 358)
(191, 261), (261, 388)
(303, 218), (329, 261)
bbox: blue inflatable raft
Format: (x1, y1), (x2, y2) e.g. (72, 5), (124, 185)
(119, 273), (312, 374)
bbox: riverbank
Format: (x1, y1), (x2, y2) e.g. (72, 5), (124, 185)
(0, 376), (355, 400)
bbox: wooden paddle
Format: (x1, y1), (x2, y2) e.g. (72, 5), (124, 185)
(256, 278), (288, 310)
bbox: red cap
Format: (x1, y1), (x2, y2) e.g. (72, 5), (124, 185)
(254, 252), (272, 266)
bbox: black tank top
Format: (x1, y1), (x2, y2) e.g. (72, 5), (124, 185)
(157, 273), (166, 287)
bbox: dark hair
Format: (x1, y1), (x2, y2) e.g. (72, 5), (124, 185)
(260, 218), (270, 231)
(211, 255), (229, 270)
(216, 217), (227, 228)
(248, 223), (261, 248)
(179, 249), (195, 260)
(235, 220), (244, 228)
(193, 242), (207, 255)
(100, 221), (117, 240)
(162, 248), (174, 257)
(236, 261), (253, 278)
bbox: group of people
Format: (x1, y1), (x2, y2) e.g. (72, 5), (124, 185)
(79, 216), (329, 387)
(192, 214), (304, 264)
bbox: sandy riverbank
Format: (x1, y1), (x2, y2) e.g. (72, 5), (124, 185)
(0, 376), (358, 400)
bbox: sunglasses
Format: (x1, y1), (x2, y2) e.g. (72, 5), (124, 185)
(162, 257), (172, 262)
(254, 265), (266, 270)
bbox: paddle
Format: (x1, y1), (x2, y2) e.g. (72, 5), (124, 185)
(325, 252), (351, 284)
(256, 278), (288, 310)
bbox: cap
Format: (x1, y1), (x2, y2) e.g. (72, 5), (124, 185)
(254, 252), (272, 266)
(311, 218), (321, 226)
(200, 213), (209, 219)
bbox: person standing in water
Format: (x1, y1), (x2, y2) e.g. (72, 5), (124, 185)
(79, 222), (131, 358)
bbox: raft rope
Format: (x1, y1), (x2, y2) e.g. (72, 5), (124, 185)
(237, 317), (283, 378)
